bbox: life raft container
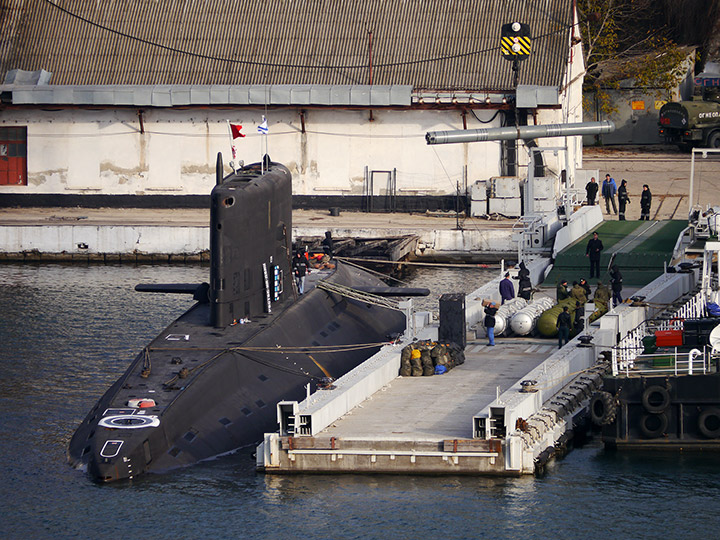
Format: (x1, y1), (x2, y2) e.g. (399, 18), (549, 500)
(128, 398), (156, 408)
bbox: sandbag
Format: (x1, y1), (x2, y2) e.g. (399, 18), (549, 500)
(447, 342), (465, 366)
(421, 349), (434, 376)
(400, 346), (413, 376)
(410, 348), (423, 377)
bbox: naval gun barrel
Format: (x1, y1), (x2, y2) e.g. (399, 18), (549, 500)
(425, 120), (615, 145)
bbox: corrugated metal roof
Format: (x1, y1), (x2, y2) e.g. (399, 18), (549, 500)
(0, 84), (414, 106)
(0, 0), (572, 92)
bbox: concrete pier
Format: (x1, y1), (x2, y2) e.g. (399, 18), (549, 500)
(261, 338), (558, 475)
(257, 220), (698, 476)
(0, 207), (518, 262)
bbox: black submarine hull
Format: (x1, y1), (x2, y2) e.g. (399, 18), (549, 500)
(67, 159), (406, 482)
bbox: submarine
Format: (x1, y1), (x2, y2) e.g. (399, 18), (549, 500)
(67, 154), (417, 482)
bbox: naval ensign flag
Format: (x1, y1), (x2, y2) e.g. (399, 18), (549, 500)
(258, 116), (269, 134)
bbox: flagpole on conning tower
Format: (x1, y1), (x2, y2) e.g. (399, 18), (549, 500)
(226, 119), (237, 173)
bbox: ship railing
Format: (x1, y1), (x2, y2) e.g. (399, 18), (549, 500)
(664, 290), (707, 324)
(612, 290), (707, 376)
(612, 322), (647, 375)
(613, 345), (710, 376)
(671, 225), (694, 262)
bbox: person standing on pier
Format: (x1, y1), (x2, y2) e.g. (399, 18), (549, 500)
(516, 262), (533, 301)
(579, 278), (592, 300)
(292, 250), (311, 294)
(585, 231), (604, 279)
(556, 306), (572, 348)
(585, 176), (599, 206)
(322, 231), (334, 257)
(573, 301), (584, 333)
(557, 279), (570, 301)
(640, 184), (652, 220)
(484, 302), (498, 346)
(617, 179), (630, 221)
(570, 281), (588, 304)
(499, 272), (515, 304)
(594, 281), (610, 312)
(602, 174), (617, 214)
(610, 264), (624, 307)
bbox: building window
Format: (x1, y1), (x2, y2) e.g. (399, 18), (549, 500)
(0, 126), (27, 186)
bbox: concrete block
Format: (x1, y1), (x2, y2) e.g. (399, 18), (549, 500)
(470, 180), (487, 201)
(532, 177), (556, 199)
(489, 197), (521, 217)
(414, 311), (432, 329)
(533, 199), (558, 213)
(490, 177), (520, 198)
(470, 199), (487, 217)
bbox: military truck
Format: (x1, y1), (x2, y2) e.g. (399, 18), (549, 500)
(659, 83), (720, 150)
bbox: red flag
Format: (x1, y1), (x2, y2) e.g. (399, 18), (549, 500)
(230, 124), (245, 139)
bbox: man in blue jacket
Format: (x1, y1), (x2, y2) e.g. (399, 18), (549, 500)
(602, 174), (617, 215)
(499, 272), (515, 304)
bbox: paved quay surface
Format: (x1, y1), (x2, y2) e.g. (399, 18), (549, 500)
(1, 145), (713, 228)
(320, 338), (556, 441)
(583, 145), (720, 220)
(0, 207), (514, 232)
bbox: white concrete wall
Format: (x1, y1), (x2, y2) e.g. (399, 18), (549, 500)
(0, 224), (207, 255)
(0, 107), (501, 197)
(0, 100), (585, 198)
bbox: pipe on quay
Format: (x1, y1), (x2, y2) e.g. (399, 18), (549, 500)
(425, 120), (615, 145)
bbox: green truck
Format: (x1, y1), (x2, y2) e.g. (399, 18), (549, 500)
(659, 82), (720, 150)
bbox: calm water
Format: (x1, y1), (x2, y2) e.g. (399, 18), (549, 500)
(1, 264), (719, 539)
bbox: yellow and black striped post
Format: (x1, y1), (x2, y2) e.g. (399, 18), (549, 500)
(500, 22), (532, 61)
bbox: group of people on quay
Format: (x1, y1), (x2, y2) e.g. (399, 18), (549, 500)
(585, 174), (652, 220)
(485, 172), (651, 349)
(489, 245), (623, 348)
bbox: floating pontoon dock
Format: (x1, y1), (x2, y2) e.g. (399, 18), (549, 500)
(258, 212), (695, 476)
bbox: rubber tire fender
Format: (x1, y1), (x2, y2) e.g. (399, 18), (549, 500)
(698, 407), (720, 439)
(642, 385), (671, 413)
(590, 391), (617, 426)
(640, 412), (668, 439)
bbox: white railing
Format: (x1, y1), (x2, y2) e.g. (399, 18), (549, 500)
(612, 322), (647, 374)
(672, 291), (707, 322)
(611, 290), (707, 376)
(615, 347), (708, 377)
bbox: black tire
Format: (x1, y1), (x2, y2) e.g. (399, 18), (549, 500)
(707, 131), (720, 149)
(642, 385), (671, 413)
(590, 391), (617, 426)
(640, 412), (668, 439)
(698, 407), (720, 439)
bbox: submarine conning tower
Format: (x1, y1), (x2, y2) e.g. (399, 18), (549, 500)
(210, 154), (293, 327)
